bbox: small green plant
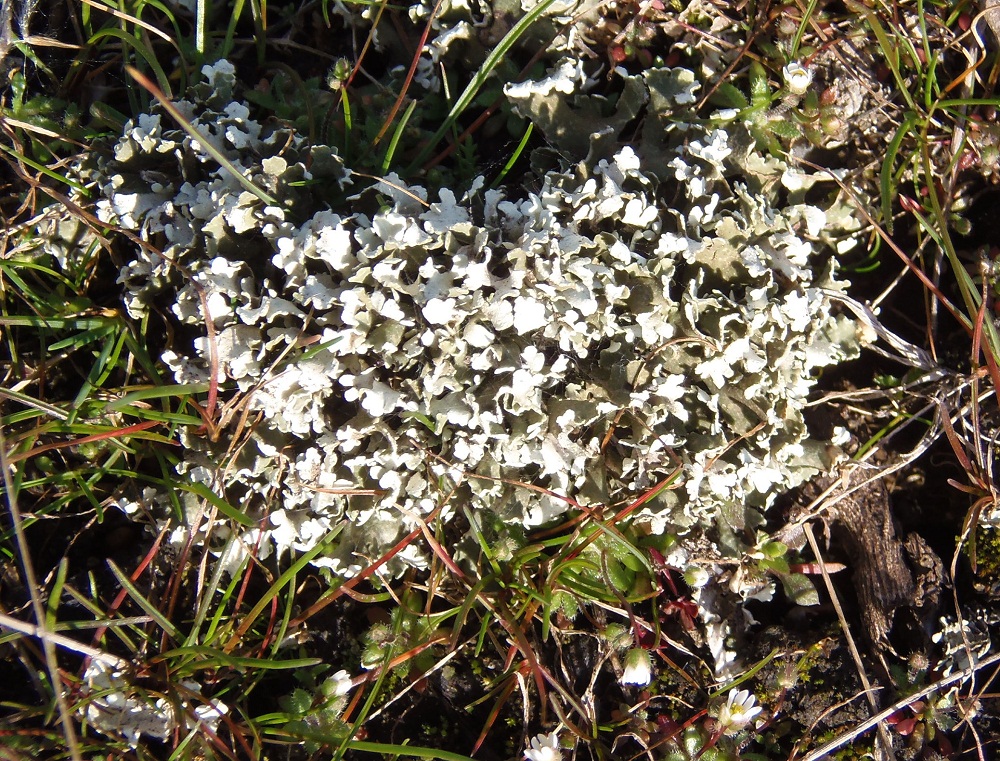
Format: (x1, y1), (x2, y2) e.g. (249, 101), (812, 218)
(658, 723), (742, 761)
(274, 667), (353, 752)
(709, 60), (808, 154)
(885, 682), (958, 756)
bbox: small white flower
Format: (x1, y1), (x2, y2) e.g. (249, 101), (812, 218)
(524, 730), (562, 761)
(830, 426), (852, 446)
(782, 62), (813, 95)
(327, 669), (354, 697)
(620, 647), (652, 686)
(716, 688), (763, 734)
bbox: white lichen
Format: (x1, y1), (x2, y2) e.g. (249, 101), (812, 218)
(93, 61), (861, 616)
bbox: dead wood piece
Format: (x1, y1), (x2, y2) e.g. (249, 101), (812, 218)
(830, 475), (915, 652)
(802, 471), (944, 655)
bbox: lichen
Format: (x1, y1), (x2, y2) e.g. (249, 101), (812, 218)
(88, 58), (863, 661)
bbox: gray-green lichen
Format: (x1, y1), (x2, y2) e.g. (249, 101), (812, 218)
(90, 57), (862, 609)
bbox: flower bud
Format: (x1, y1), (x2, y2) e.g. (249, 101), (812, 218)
(620, 647), (652, 686)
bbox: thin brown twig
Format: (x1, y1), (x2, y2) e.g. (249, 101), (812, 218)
(373, 0), (445, 145)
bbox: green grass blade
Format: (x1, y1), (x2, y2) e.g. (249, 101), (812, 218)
(0, 257), (81, 292)
(880, 111), (916, 235)
(863, 9), (917, 112)
(187, 535), (245, 647)
(225, 524), (345, 648)
(64, 330), (127, 421)
(106, 558), (183, 642)
(156, 645), (322, 672)
(381, 99), (417, 173)
(935, 97), (1000, 109)
(490, 121), (533, 188)
(0, 315), (116, 329)
(407, 0), (560, 171)
(345, 741), (479, 761)
(46, 558), (69, 631)
(0, 388), (69, 420)
(88, 28), (173, 98)
(195, 0), (208, 55)
(222, 0), (248, 59)
(790, 0), (820, 59)
(178, 480), (256, 527)
(47, 325), (115, 352)
(113, 408), (205, 427)
(0, 142), (90, 194)
(105, 383), (212, 411)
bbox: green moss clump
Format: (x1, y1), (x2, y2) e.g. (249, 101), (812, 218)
(968, 525), (1000, 585)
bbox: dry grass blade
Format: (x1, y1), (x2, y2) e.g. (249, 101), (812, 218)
(803, 522), (896, 761)
(0, 612), (132, 668)
(797, 649), (1000, 761)
(372, 0), (444, 146)
(79, 0), (176, 45)
(124, 66), (279, 207)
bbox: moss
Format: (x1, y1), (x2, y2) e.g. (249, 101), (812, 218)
(810, 729), (875, 761)
(969, 525), (1000, 584)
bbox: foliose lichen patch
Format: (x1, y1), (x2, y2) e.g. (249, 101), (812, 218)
(90, 58), (861, 597)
